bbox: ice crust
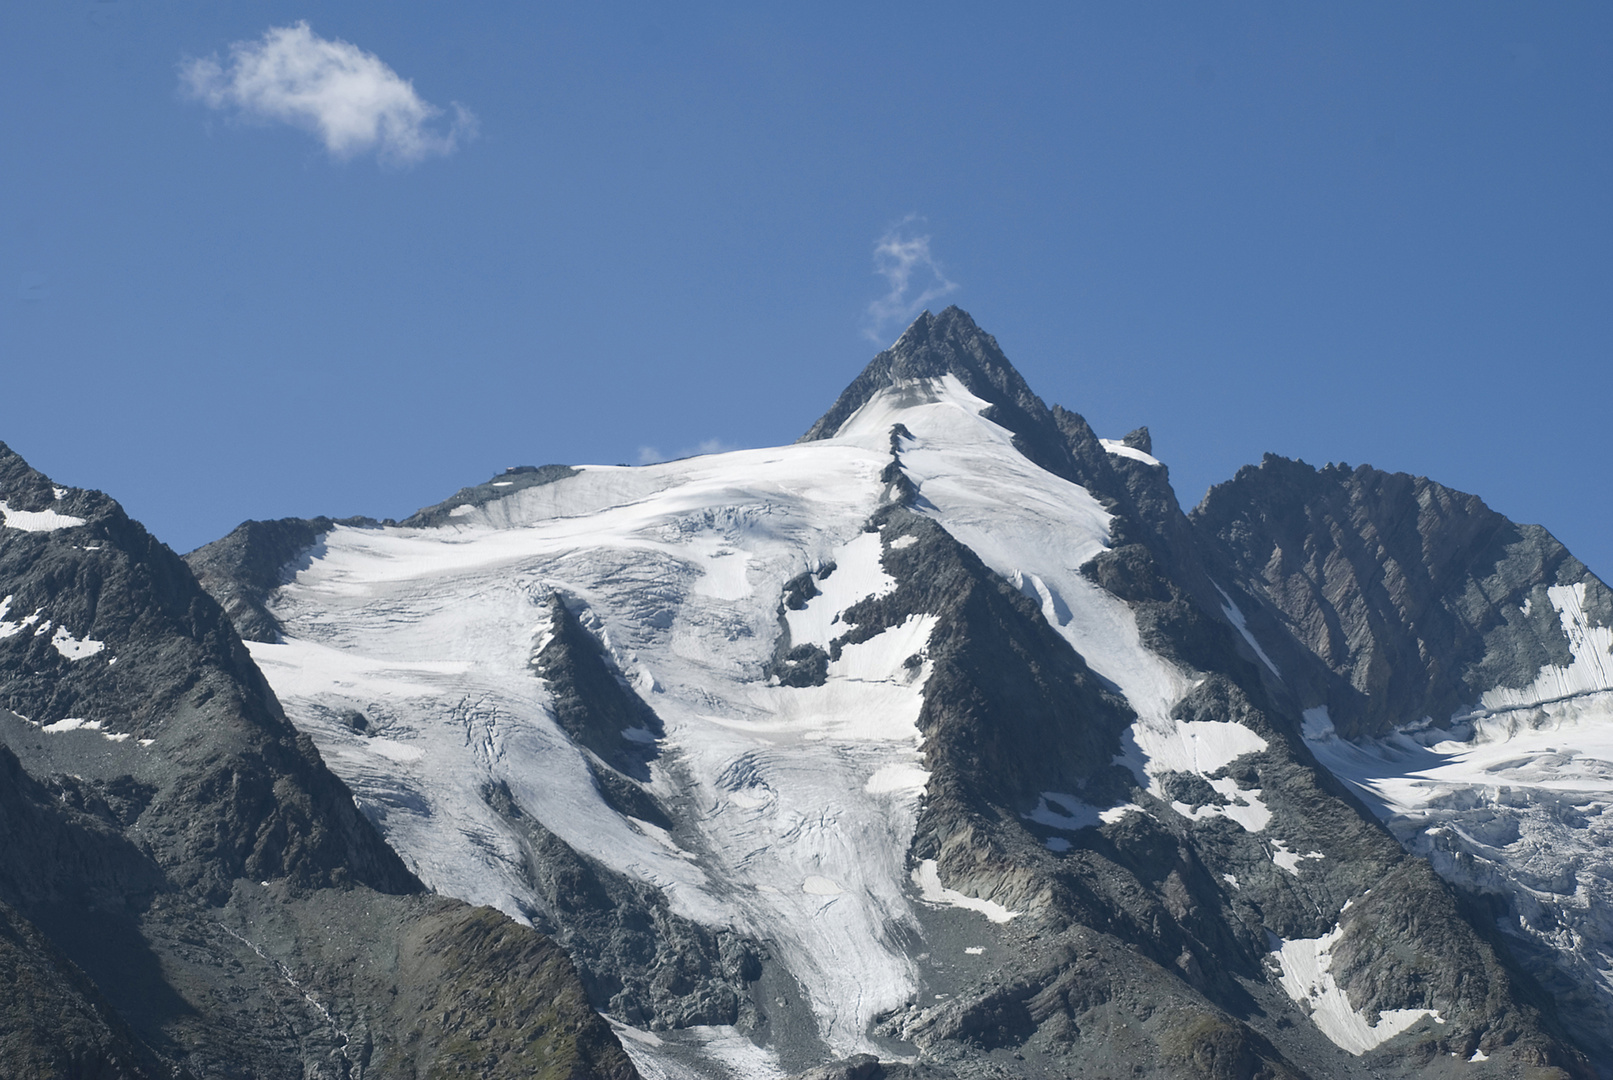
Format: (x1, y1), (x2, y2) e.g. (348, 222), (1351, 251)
(1270, 924), (1441, 1054)
(1300, 581), (1613, 1038)
(250, 375), (1253, 1068)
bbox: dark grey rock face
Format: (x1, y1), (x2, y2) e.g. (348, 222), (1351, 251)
(1192, 454), (1613, 738)
(534, 595), (664, 781)
(0, 442), (638, 1080)
(0, 894), (171, 1080)
(854, 506), (1134, 817)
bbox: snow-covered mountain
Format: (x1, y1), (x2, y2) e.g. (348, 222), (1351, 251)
(183, 307), (1611, 1079)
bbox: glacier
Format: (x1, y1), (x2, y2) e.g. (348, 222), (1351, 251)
(245, 373), (1268, 1075)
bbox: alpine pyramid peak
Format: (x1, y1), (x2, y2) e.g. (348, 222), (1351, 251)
(802, 306), (1047, 443)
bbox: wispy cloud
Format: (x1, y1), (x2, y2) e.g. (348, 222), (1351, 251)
(637, 438), (737, 465)
(181, 21), (474, 165)
(863, 216), (959, 341)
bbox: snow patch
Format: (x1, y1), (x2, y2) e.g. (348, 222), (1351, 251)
(1024, 791), (1140, 832)
(1271, 924), (1441, 1053)
(0, 598), (45, 639)
(50, 624), (105, 660)
(1098, 439), (1162, 467)
(42, 717), (102, 733)
(1271, 839), (1324, 875)
(0, 501), (86, 532)
(912, 859), (1020, 923)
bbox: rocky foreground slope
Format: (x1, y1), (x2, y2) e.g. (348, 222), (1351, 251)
(0, 446), (638, 1079)
(176, 308), (1609, 1079)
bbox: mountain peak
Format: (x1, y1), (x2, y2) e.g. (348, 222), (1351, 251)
(801, 306), (1046, 442)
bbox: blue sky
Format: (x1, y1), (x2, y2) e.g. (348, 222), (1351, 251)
(4, 3), (1610, 575)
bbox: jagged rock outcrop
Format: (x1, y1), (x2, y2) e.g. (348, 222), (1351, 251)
(1192, 454), (1613, 737)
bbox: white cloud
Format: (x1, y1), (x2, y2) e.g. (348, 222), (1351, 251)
(181, 21), (474, 164)
(863, 216), (959, 341)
